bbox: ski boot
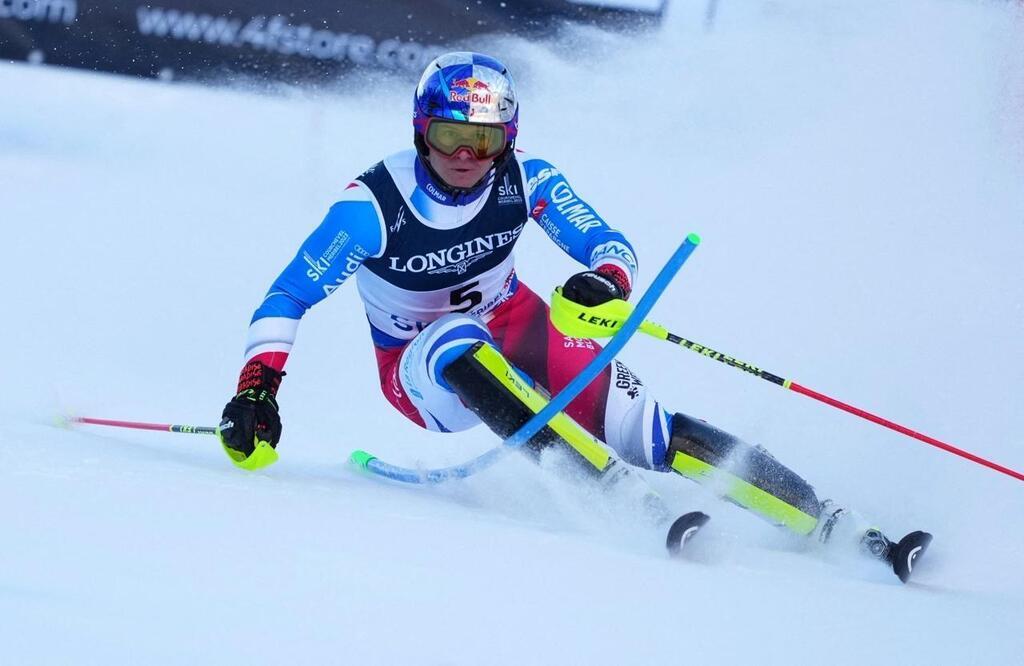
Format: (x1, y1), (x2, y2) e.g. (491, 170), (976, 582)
(815, 500), (932, 584)
(862, 527), (933, 583)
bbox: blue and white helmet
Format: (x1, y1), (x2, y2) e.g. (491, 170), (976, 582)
(413, 52), (519, 156)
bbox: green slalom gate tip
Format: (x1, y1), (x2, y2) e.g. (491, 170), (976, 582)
(686, 232), (702, 245)
(349, 450), (377, 468)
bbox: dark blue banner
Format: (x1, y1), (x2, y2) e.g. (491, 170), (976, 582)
(1, 1), (665, 83)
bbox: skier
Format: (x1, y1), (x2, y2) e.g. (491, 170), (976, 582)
(217, 52), (927, 580)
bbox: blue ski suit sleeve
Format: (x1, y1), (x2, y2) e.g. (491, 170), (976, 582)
(520, 155), (638, 282)
(251, 198), (383, 323)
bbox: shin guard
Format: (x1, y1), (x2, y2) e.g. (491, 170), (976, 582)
(442, 342), (670, 522)
(442, 341), (617, 475)
(667, 413), (822, 534)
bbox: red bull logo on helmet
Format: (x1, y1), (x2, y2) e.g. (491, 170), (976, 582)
(449, 76), (493, 104)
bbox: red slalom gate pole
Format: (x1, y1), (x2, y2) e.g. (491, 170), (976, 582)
(631, 325), (1024, 483)
(69, 416), (218, 436)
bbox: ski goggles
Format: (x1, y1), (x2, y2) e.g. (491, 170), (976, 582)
(424, 119), (507, 159)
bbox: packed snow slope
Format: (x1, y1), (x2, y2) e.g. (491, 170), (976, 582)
(2, 1), (1023, 664)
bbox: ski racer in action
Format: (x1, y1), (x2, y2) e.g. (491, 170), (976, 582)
(217, 52), (927, 581)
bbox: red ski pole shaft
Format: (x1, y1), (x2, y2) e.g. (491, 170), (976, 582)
(70, 416), (218, 436)
(641, 328), (1024, 483)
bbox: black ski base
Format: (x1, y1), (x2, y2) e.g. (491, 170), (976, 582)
(666, 511), (710, 557)
(890, 530), (933, 583)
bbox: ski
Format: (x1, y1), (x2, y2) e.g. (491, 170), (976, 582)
(666, 511), (710, 557)
(863, 528), (933, 583)
(890, 530), (933, 583)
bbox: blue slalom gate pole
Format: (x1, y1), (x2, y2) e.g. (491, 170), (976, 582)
(350, 232), (702, 484)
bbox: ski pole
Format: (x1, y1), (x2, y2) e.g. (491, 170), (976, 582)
(68, 416), (218, 436)
(350, 232), (703, 484)
(654, 328), (1024, 482)
(550, 296), (1024, 484)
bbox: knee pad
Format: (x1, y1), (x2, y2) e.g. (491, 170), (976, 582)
(402, 313), (494, 393)
(394, 314), (494, 432)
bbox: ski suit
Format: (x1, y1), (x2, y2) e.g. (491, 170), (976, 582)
(242, 150), (673, 470)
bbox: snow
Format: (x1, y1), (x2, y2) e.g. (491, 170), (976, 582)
(2, 0), (1023, 663)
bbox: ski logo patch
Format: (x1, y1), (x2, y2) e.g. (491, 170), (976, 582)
(497, 173), (523, 206)
(390, 206), (407, 234)
(303, 230), (351, 282)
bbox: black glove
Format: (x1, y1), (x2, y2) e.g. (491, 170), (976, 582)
(562, 267), (631, 307)
(219, 360), (284, 460)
